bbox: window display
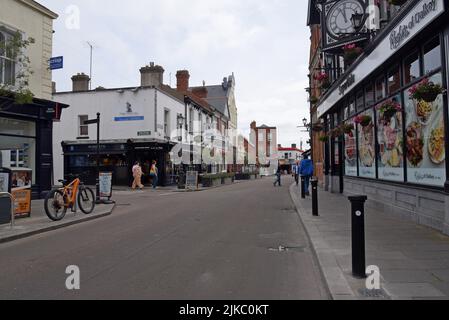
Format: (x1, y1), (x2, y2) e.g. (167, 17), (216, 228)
(355, 109), (376, 178)
(405, 73), (445, 187)
(344, 120), (357, 176)
(376, 94), (404, 182)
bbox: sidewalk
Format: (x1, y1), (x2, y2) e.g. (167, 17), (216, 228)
(290, 184), (449, 300)
(0, 199), (115, 244)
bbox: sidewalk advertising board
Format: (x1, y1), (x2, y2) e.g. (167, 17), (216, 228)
(0, 168), (11, 193)
(99, 172), (113, 199)
(11, 168), (32, 218)
(185, 171), (199, 191)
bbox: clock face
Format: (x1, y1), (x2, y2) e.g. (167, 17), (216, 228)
(327, 0), (364, 39)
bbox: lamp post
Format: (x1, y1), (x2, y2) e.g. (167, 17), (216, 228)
(84, 113), (101, 203)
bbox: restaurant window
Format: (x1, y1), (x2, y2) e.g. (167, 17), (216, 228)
(349, 96), (356, 115)
(0, 135), (36, 183)
(356, 90), (364, 111)
(376, 94), (404, 182)
(357, 109), (376, 178)
(423, 36), (442, 74)
(344, 117), (357, 177)
(404, 51), (421, 85)
(365, 83), (375, 107)
(376, 76), (386, 101)
(388, 66), (401, 94)
(78, 115), (88, 137)
(404, 72), (445, 187)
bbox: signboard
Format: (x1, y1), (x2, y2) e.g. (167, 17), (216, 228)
(49, 56), (63, 70)
(12, 189), (31, 218)
(138, 131), (152, 136)
(11, 169), (32, 190)
(114, 116), (145, 122)
(185, 171), (198, 191)
(99, 172), (113, 198)
(0, 168), (11, 193)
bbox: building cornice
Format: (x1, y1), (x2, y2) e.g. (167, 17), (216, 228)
(19, 0), (59, 19)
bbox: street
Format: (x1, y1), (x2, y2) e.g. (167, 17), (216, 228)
(0, 178), (329, 300)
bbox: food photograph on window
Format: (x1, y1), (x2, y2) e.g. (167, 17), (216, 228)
(344, 120), (357, 176)
(405, 73), (446, 187)
(376, 94), (404, 182)
(355, 109), (375, 178)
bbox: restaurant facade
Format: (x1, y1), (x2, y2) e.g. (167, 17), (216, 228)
(314, 0), (449, 234)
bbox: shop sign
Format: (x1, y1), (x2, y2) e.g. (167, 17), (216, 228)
(114, 102), (144, 122)
(186, 171), (198, 191)
(138, 131), (152, 136)
(99, 172), (113, 198)
(49, 56), (63, 70)
(390, 0), (439, 50)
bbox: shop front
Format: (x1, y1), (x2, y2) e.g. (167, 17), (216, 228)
(62, 139), (176, 187)
(0, 96), (68, 199)
(317, 0), (449, 234)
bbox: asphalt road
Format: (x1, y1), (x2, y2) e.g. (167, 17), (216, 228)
(0, 177), (329, 300)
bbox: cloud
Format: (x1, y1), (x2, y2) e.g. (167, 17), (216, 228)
(40, 0), (311, 147)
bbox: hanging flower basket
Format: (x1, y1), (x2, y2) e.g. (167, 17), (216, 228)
(409, 78), (445, 103)
(314, 72), (330, 90)
(343, 44), (363, 66)
(354, 115), (372, 127)
(310, 96), (318, 105)
(388, 0), (408, 6)
(312, 123), (324, 132)
(319, 135), (329, 143)
(331, 127), (344, 138)
(377, 99), (402, 121)
(341, 123), (355, 135)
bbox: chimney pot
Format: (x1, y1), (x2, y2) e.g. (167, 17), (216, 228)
(140, 63), (164, 87)
(176, 70), (190, 92)
(71, 73), (90, 92)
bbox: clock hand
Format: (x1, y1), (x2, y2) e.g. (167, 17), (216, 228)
(339, 8), (348, 23)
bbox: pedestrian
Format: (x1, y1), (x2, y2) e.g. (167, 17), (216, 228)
(293, 160), (300, 186)
(150, 160), (159, 189)
(132, 162), (144, 190)
(299, 155), (314, 196)
(273, 167), (282, 187)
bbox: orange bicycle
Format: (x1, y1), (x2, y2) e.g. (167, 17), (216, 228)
(44, 175), (95, 221)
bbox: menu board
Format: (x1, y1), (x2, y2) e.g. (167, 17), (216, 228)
(99, 172), (113, 198)
(344, 120), (357, 176)
(405, 73), (446, 187)
(186, 171), (199, 191)
(358, 109), (376, 178)
(376, 94), (404, 182)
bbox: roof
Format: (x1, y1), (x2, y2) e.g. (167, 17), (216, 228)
(190, 85), (229, 116)
(21, 0), (59, 19)
(278, 148), (303, 152)
(160, 85), (216, 115)
(257, 124), (276, 129)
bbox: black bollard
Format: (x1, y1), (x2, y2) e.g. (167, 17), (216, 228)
(348, 195), (368, 279)
(311, 178), (319, 216)
(301, 176), (306, 199)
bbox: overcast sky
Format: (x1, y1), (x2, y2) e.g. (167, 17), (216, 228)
(40, 0), (311, 149)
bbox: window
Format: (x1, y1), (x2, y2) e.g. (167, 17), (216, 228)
(349, 97), (356, 115)
(356, 90), (364, 111)
(189, 108), (194, 134)
(388, 66), (401, 94)
(285, 153), (289, 159)
(78, 115), (89, 136)
(0, 117), (35, 136)
(0, 30), (16, 86)
(423, 37), (442, 74)
(164, 109), (170, 137)
(365, 83), (375, 107)
(376, 76), (386, 101)
(404, 51), (421, 85)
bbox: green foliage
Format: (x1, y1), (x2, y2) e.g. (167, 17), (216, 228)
(0, 31), (35, 105)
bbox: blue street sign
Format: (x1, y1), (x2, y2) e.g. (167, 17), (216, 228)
(49, 56), (63, 70)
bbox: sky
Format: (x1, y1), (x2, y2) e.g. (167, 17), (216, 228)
(40, 0), (311, 149)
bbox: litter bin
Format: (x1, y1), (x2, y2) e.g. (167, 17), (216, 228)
(0, 193), (13, 225)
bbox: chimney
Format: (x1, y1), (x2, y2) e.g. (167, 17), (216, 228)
(176, 70), (190, 92)
(222, 77), (228, 89)
(71, 73), (90, 92)
(292, 144), (297, 149)
(140, 62), (164, 87)
(250, 121), (257, 130)
(192, 85), (208, 99)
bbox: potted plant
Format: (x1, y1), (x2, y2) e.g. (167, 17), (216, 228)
(377, 99), (402, 121)
(354, 114), (372, 127)
(310, 96), (318, 104)
(319, 135), (329, 143)
(331, 127), (343, 138)
(343, 43), (363, 66)
(388, 0), (408, 6)
(312, 122), (324, 132)
(409, 78), (445, 102)
(314, 72), (331, 90)
(341, 123), (355, 136)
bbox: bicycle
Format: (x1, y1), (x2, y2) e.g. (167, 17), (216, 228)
(44, 175), (96, 221)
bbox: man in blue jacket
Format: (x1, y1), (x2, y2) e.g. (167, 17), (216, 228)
(300, 155), (314, 196)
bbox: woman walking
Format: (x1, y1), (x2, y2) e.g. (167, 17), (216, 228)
(150, 160), (159, 189)
(132, 162), (144, 190)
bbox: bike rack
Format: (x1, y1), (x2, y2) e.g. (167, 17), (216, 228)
(0, 192), (15, 228)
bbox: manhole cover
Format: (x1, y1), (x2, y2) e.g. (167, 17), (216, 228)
(358, 288), (389, 299)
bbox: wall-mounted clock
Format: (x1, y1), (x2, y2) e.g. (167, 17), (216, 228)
(327, 0), (364, 38)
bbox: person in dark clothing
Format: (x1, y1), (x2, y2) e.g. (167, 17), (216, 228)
(299, 155), (314, 196)
(273, 167), (282, 187)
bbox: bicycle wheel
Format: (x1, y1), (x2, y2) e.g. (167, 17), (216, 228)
(78, 187), (95, 214)
(44, 190), (67, 221)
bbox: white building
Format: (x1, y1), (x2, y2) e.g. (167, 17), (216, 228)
(278, 144), (304, 173)
(52, 64), (233, 186)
